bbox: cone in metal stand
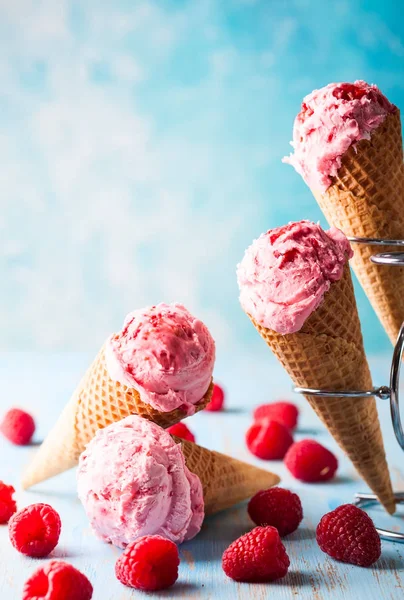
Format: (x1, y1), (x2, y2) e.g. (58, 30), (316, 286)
(175, 437), (280, 514)
(312, 110), (404, 345)
(247, 266), (396, 514)
(22, 345), (213, 489)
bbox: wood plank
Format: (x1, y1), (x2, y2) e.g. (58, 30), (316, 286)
(0, 352), (403, 599)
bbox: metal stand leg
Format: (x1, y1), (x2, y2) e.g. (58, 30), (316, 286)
(293, 237), (404, 542)
(354, 493), (404, 543)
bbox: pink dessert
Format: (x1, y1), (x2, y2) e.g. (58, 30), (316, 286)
(283, 80), (396, 192)
(105, 303), (215, 414)
(237, 220), (352, 334)
(77, 415), (204, 548)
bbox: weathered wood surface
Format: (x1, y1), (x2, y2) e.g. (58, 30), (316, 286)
(0, 352), (403, 599)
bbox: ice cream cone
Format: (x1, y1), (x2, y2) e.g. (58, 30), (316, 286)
(177, 438), (280, 514)
(249, 266), (396, 514)
(22, 345), (213, 489)
(312, 110), (404, 345)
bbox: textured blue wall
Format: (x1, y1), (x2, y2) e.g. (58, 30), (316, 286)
(1, 0), (403, 355)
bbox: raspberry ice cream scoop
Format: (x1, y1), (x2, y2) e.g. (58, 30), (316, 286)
(283, 80), (396, 192)
(77, 415), (204, 548)
(237, 220), (352, 334)
(105, 303), (215, 414)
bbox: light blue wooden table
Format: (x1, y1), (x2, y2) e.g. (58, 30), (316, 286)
(1, 351), (403, 599)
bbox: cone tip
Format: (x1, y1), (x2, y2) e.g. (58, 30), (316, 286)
(21, 467), (41, 490)
(383, 498), (396, 515)
(21, 474), (34, 491)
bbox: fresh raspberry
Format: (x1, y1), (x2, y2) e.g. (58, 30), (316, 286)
(205, 383), (225, 411)
(23, 560), (93, 600)
(246, 419), (293, 460)
(316, 504), (381, 567)
(222, 526), (290, 582)
(167, 422), (195, 443)
(253, 401), (299, 430)
(115, 535), (179, 591)
(0, 481), (17, 524)
(0, 408), (35, 445)
(248, 487), (303, 536)
(9, 503), (61, 557)
(284, 439), (338, 482)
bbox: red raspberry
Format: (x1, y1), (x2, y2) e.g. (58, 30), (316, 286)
(9, 503), (61, 557)
(205, 383), (225, 411)
(248, 487), (303, 536)
(284, 439), (338, 482)
(115, 535), (179, 591)
(253, 401), (299, 430)
(316, 504), (381, 567)
(167, 422), (195, 443)
(222, 526), (290, 582)
(0, 481), (17, 524)
(23, 560), (93, 600)
(0, 408), (35, 445)
(246, 419), (293, 460)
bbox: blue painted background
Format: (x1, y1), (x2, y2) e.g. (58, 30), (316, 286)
(1, 0), (403, 355)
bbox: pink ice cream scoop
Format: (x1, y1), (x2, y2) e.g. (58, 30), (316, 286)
(105, 303), (215, 414)
(237, 220), (353, 334)
(283, 80), (396, 192)
(77, 415), (204, 548)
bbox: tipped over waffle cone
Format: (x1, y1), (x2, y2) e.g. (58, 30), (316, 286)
(176, 438), (280, 514)
(248, 266), (395, 513)
(22, 345), (213, 489)
(312, 110), (404, 345)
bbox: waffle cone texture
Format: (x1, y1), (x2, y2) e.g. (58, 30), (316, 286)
(176, 438), (280, 514)
(313, 110), (404, 345)
(248, 266), (395, 513)
(22, 344), (213, 489)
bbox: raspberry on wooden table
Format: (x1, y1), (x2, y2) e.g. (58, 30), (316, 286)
(115, 535), (180, 591)
(316, 504), (381, 567)
(246, 419), (293, 460)
(0, 408), (35, 445)
(205, 383), (225, 411)
(253, 401), (299, 430)
(248, 487), (303, 536)
(23, 560), (93, 600)
(0, 481), (17, 524)
(167, 422), (195, 443)
(222, 526), (290, 582)
(284, 439), (338, 482)
(9, 503), (61, 557)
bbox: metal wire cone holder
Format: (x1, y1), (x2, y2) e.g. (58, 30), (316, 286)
(294, 237), (404, 543)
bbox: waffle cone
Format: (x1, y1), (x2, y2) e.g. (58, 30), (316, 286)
(22, 345), (213, 489)
(176, 438), (280, 514)
(312, 110), (404, 344)
(248, 266), (395, 513)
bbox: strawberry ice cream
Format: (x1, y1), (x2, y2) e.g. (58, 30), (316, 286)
(77, 415), (204, 548)
(237, 220), (352, 334)
(283, 80), (396, 192)
(105, 303), (215, 414)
